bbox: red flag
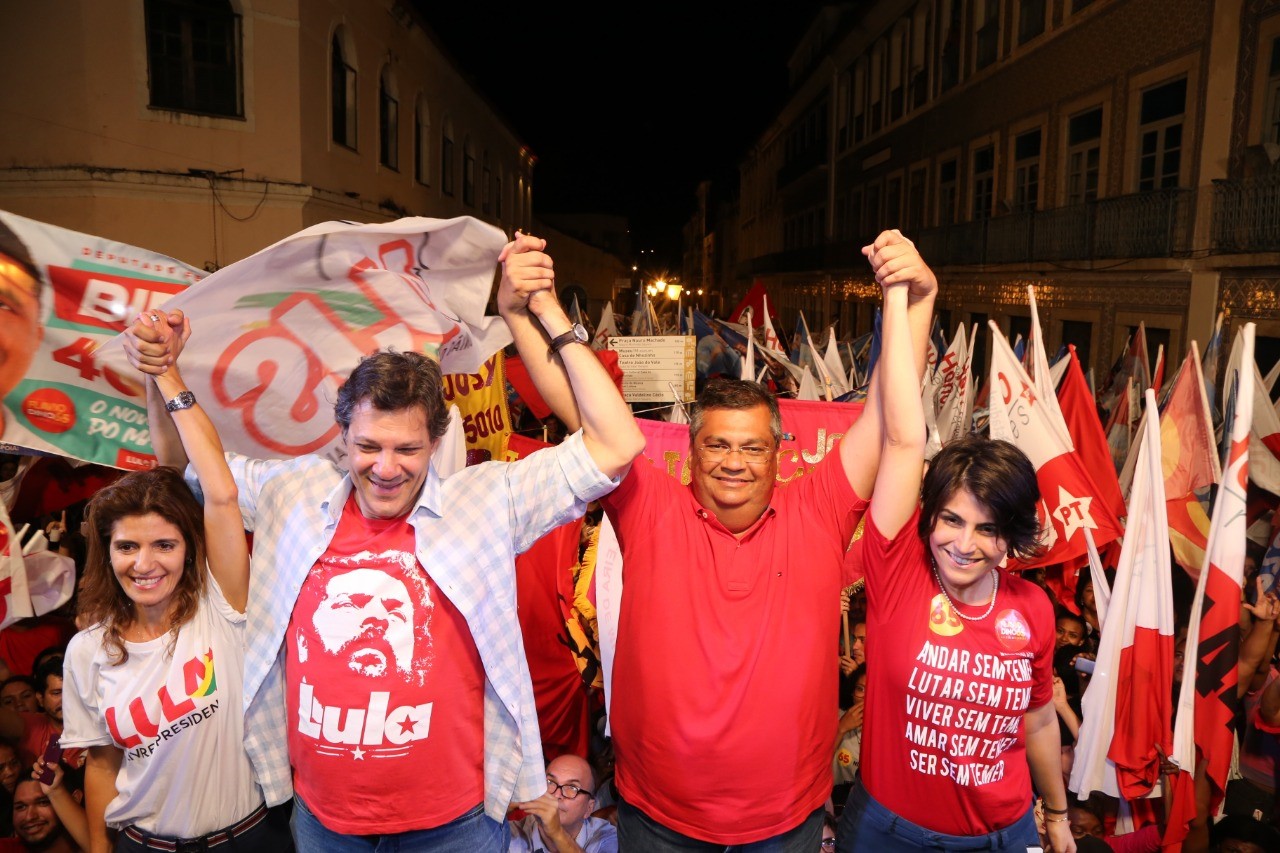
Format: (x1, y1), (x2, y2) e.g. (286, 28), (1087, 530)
(728, 280), (778, 326)
(505, 350), (623, 421)
(1159, 345), (1221, 580)
(987, 323), (1124, 568)
(1057, 347), (1126, 523)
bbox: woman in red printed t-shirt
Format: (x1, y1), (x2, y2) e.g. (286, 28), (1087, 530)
(834, 250), (1074, 853)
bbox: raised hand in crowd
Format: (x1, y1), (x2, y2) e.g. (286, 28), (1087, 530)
(32, 756), (88, 852)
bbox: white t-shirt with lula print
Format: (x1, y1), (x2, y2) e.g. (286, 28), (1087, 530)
(61, 574), (263, 837)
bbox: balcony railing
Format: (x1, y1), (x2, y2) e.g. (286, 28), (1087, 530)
(914, 188), (1192, 266)
(1211, 175), (1280, 252)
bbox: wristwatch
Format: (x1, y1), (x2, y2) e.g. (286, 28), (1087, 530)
(165, 390), (197, 412)
(549, 323), (590, 356)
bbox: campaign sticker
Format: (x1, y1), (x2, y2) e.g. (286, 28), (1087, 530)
(994, 609), (1031, 652)
(22, 388), (75, 434)
(928, 594), (964, 637)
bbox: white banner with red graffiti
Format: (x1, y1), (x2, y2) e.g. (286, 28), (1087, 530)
(0, 210), (206, 469)
(91, 216), (507, 466)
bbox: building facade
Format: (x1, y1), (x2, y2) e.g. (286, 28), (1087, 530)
(0, 0), (623, 300)
(725, 0), (1280, 380)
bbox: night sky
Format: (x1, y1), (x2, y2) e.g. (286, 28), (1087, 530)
(420, 5), (826, 266)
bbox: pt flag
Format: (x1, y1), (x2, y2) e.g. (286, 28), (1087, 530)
(986, 322), (1124, 568)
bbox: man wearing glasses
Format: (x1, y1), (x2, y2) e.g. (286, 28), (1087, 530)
(509, 754), (616, 852)
(518, 231), (937, 849)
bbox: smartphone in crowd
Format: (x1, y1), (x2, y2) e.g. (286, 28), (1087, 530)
(1074, 656), (1096, 674)
(35, 740), (62, 786)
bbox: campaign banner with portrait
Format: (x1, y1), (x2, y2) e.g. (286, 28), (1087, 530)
(88, 216), (512, 466)
(0, 210), (205, 469)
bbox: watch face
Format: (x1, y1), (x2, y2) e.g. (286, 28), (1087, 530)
(573, 323), (589, 343)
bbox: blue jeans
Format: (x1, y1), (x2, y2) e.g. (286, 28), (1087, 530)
(617, 796), (824, 851)
(290, 797), (504, 852)
(836, 777), (1038, 851)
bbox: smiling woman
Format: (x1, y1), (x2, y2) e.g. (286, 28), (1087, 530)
(59, 311), (291, 852)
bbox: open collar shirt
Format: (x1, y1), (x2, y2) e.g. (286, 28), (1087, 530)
(193, 430), (616, 822)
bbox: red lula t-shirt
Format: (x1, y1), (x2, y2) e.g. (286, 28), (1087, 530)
(286, 494), (485, 833)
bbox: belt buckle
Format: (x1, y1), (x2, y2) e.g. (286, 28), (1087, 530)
(175, 840), (207, 853)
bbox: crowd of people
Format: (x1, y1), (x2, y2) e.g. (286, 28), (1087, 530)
(0, 222), (1277, 852)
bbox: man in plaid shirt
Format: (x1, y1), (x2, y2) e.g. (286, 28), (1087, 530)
(131, 233), (643, 851)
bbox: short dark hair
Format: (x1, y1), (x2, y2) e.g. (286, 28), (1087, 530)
(0, 676), (34, 695)
(32, 658), (62, 695)
(688, 378), (782, 446)
(334, 350), (450, 441)
(1057, 611), (1086, 632)
(918, 435), (1042, 559)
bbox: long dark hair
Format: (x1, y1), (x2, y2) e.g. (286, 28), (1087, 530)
(918, 435), (1043, 559)
(79, 467), (206, 663)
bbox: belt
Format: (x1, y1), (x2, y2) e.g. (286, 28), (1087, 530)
(122, 803), (268, 852)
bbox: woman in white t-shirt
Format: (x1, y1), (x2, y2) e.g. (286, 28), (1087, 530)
(61, 311), (287, 852)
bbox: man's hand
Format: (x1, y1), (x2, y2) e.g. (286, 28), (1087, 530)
(861, 230), (937, 303)
(1244, 575), (1280, 623)
(839, 654), (857, 676)
(123, 310), (189, 376)
(514, 793), (573, 851)
(497, 232), (559, 322)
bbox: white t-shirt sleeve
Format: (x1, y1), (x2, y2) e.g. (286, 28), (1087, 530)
(60, 629), (115, 749)
(204, 568), (247, 626)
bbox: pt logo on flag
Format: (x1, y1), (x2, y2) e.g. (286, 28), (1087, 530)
(1054, 486), (1097, 542)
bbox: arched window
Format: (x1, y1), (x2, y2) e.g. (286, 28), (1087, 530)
(441, 119), (455, 195)
(463, 137), (476, 206)
(379, 66), (398, 170)
(144, 0), (243, 117)
(414, 96), (430, 185)
(331, 28), (357, 148)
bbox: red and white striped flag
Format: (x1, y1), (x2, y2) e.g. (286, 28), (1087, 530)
(1166, 323), (1257, 847)
(1071, 389), (1174, 804)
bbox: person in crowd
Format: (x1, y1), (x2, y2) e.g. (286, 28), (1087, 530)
(820, 813), (836, 850)
(835, 237), (1072, 851)
(0, 742), (20, 796)
(1228, 576), (1280, 824)
(0, 659), (82, 771)
(128, 232), (642, 850)
(0, 678), (38, 714)
(525, 230), (937, 849)
(1056, 613), (1088, 651)
(1209, 814), (1280, 852)
(508, 753), (617, 852)
(832, 664), (866, 808)
(1075, 574), (1101, 638)
(29, 758), (87, 851)
(0, 622), (75, 681)
(12, 778), (81, 852)
(60, 329), (288, 852)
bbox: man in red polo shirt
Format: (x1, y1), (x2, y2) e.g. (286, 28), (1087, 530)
(514, 230), (937, 848)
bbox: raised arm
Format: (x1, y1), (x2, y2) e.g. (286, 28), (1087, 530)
(838, 230), (936, 500)
(126, 311), (190, 471)
(865, 233), (933, 538)
(497, 233), (644, 478)
(124, 312), (248, 612)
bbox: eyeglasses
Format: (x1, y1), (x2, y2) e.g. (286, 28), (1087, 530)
(697, 442), (776, 465)
(820, 839), (836, 850)
(546, 778), (591, 800)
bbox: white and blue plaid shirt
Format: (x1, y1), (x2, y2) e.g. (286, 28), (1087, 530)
(195, 430), (616, 823)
